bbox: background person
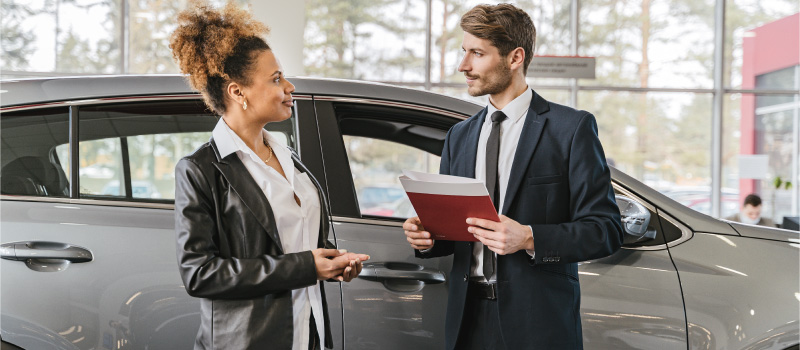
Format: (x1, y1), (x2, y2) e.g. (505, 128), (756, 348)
(170, 1), (368, 349)
(404, 4), (623, 349)
(726, 193), (776, 227)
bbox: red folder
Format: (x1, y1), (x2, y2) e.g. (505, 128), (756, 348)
(400, 170), (499, 242)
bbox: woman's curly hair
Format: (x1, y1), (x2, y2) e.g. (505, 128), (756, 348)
(169, 0), (270, 115)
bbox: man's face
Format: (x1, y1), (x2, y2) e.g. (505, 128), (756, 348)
(457, 32), (513, 97)
(742, 204), (762, 220)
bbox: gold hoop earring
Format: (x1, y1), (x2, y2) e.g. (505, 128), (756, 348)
(242, 99), (248, 110)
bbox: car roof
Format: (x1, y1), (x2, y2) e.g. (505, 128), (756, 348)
(0, 75), (482, 116)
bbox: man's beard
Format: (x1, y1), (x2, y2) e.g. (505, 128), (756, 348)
(467, 61), (513, 97)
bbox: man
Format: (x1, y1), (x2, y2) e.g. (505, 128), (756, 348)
(403, 4), (623, 350)
(725, 193), (776, 227)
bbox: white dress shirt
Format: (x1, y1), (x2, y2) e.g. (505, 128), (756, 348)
(213, 118), (325, 350)
(472, 88), (536, 282)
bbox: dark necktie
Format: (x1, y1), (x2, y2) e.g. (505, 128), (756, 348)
(483, 110), (506, 281)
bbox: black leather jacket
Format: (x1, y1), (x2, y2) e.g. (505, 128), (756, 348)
(175, 139), (335, 350)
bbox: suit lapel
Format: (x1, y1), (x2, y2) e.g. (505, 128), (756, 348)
(502, 91), (550, 215)
(210, 139), (284, 253)
(463, 108), (488, 179)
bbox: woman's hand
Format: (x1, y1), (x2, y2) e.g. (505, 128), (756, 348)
(337, 252), (369, 282)
(312, 249), (369, 281)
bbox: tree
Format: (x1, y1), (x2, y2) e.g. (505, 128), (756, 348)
(304, 0), (425, 80)
(1, 0), (37, 70)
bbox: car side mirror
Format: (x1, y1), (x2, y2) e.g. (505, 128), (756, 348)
(616, 195), (657, 244)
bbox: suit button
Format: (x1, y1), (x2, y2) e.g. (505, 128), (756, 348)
(555, 257), (560, 262)
(463, 274), (468, 282)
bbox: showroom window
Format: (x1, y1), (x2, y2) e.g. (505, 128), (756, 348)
(2, 0), (798, 221)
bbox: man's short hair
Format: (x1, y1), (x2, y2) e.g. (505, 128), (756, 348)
(460, 4), (536, 75)
(743, 194), (762, 207)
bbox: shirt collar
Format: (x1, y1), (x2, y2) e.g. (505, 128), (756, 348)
(212, 117), (274, 160)
(486, 87), (533, 124)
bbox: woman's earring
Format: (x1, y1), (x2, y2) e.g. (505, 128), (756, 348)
(242, 98), (248, 110)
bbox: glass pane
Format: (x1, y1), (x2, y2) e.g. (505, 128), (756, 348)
(726, 5), (799, 89)
(303, 0), (427, 82)
(579, 0), (715, 88)
(580, 91), (716, 211)
(79, 100), (297, 201)
(79, 101), (219, 201)
(724, 93), (799, 225)
(0, 107), (70, 197)
(343, 136), (440, 218)
(2, 0), (122, 74)
(127, 1), (182, 74)
(79, 138), (125, 197)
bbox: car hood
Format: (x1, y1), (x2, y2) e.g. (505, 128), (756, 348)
(728, 222), (800, 243)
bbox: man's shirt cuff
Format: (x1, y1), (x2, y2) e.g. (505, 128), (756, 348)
(525, 225), (535, 258)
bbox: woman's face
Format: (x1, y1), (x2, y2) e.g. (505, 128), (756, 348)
(239, 50), (295, 123)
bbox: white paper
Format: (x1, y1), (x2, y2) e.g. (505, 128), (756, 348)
(399, 171), (489, 197)
(401, 170), (479, 184)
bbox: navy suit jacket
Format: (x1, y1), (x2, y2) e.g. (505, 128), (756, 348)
(417, 90), (623, 350)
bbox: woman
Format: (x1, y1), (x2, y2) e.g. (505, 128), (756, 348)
(170, 2), (368, 349)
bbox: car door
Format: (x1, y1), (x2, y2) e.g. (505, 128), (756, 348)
(311, 95), (690, 349)
(313, 98), (458, 349)
(0, 96), (343, 350)
(579, 182), (689, 349)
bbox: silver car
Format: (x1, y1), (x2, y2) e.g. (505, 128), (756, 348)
(1, 76), (798, 350)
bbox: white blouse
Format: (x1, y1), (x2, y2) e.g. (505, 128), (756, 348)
(212, 118), (324, 350)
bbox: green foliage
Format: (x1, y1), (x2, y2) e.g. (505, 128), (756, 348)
(304, 0), (424, 80)
(773, 176), (794, 190)
(1, 0), (37, 70)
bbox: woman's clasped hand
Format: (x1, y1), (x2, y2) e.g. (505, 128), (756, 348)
(312, 249), (370, 282)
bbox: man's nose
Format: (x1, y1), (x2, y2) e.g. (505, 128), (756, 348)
(458, 56), (469, 72)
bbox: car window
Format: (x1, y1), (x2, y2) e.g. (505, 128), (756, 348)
(343, 135), (440, 218)
(329, 102), (455, 219)
(76, 100), (296, 202)
(0, 107), (70, 198)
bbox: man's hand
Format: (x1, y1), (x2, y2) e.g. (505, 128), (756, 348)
(403, 216), (434, 250)
(467, 215), (534, 255)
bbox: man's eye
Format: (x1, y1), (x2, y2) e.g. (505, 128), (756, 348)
(474, 52), (482, 57)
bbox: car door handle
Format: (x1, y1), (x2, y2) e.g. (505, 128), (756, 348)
(1, 241), (93, 263)
(359, 262), (445, 284)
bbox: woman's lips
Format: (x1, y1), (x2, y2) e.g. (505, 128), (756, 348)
(282, 99), (294, 107)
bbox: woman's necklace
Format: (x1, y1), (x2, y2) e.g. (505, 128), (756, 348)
(262, 138), (274, 163)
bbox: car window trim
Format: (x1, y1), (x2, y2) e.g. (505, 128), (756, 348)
(332, 215), (404, 227)
(0, 195), (173, 209)
(1, 94), (314, 113)
(313, 96), (468, 121)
